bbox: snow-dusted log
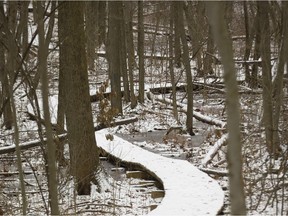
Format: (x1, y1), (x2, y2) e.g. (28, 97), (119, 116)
(150, 93), (226, 128)
(0, 134), (67, 155)
(150, 93), (228, 167)
(93, 117), (138, 131)
(199, 167), (228, 177)
(96, 129), (224, 215)
(0, 117), (138, 155)
(201, 133), (228, 167)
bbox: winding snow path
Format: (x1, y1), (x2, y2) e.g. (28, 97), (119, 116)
(96, 129), (224, 216)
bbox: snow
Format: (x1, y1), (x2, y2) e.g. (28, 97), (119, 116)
(202, 133), (228, 167)
(152, 93), (226, 128)
(27, 95), (59, 124)
(96, 129), (224, 215)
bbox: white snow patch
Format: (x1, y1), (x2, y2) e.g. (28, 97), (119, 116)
(96, 129), (224, 215)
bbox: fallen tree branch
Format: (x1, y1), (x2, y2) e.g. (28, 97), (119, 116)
(94, 117), (138, 131)
(26, 111), (64, 133)
(90, 91), (124, 102)
(150, 92), (226, 128)
(199, 167), (228, 177)
(0, 134), (67, 155)
(0, 117), (138, 155)
(201, 133), (228, 167)
(148, 92), (228, 167)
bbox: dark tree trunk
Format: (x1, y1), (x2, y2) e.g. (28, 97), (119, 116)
(85, 1), (99, 72)
(138, 0), (145, 103)
(176, 2), (194, 136)
(108, 1), (123, 114)
(59, 1), (99, 195)
(124, 2), (137, 109)
(169, 3), (178, 122)
(258, 1), (275, 156)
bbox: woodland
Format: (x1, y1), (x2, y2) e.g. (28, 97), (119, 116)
(0, 1), (287, 215)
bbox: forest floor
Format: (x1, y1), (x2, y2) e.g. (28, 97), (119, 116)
(0, 57), (287, 215)
(1, 83), (287, 215)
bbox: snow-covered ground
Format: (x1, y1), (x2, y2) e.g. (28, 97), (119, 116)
(1, 8), (287, 214)
(96, 129), (224, 215)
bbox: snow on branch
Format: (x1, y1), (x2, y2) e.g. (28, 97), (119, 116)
(151, 93), (226, 128)
(201, 133), (228, 167)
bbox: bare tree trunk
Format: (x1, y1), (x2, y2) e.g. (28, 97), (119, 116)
(108, 1), (123, 114)
(203, 26), (215, 76)
(17, 1), (29, 57)
(176, 2), (194, 136)
(149, 4), (160, 71)
(169, 3), (178, 122)
(251, 6), (261, 88)
(85, 1), (99, 72)
(138, 0), (145, 103)
(35, 2), (59, 214)
(258, 1), (275, 156)
(60, 1), (99, 195)
(206, 2), (246, 215)
(173, 4), (181, 68)
(2, 1), (28, 213)
(30, 0), (55, 97)
(8, 63), (28, 216)
(243, 1), (251, 84)
(0, 3), (13, 130)
(124, 1), (137, 109)
(119, 5), (130, 103)
(184, 1), (205, 73)
(271, 2), (288, 154)
(98, 1), (107, 47)
(57, 1), (68, 165)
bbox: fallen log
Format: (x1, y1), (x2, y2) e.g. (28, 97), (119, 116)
(149, 92), (228, 167)
(199, 167), (228, 177)
(90, 91), (124, 102)
(201, 133), (228, 167)
(26, 111), (65, 133)
(150, 92), (226, 128)
(94, 117), (138, 131)
(149, 83), (205, 95)
(0, 134), (67, 155)
(149, 84), (187, 94)
(0, 117), (138, 155)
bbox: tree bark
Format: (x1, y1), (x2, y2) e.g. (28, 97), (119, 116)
(184, 1), (205, 72)
(169, 3), (178, 122)
(17, 1), (29, 57)
(203, 26), (215, 76)
(2, 1), (28, 213)
(124, 1), (137, 109)
(173, 4), (181, 68)
(251, 5), (261, 88)
(243, 1), (251, 84)
(138, 0), (145, 103)
(176, 2), (194, 135)
(258, 1), (275, 156)
(60, 1), (99, 195)
(271, 2), (288, 154)
(107, 1), (123, 114)
(57, 1), (68, 165)
(119, 4), (130, 103)
(206, 2), (246, 215)
(98, 1), (107, 47)
(35, 2), (60, 214)
(0, 3), (13, 130)
(85, 1), (99, 72)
